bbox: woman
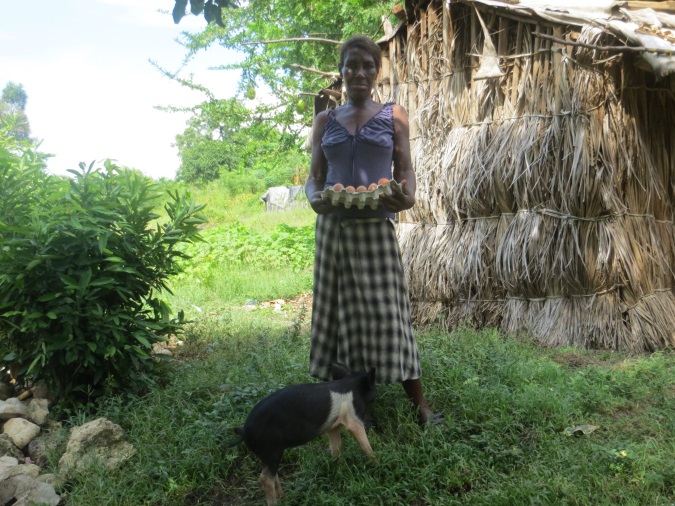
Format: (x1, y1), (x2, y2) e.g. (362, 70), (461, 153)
(305, 35), (443, 426)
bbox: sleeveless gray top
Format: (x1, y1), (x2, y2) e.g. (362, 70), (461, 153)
(321, 103), (395, 218)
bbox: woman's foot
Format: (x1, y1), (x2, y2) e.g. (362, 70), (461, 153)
(402, 379), (444, 427)
(418, 410), (446, 427)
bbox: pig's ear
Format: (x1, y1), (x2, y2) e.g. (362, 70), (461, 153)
(331, 362), (351, 379)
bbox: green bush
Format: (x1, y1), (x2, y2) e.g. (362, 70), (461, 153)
(0, 116), (59, 228)
(218, 169), (267, 196)
(173, 221), (315, 283)
(0, 160), (207, 403)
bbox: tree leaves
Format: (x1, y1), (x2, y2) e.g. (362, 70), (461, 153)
(173, 0), (233, 27)
(172, 0), (188, 24)
(166, 0), (393, 186)
(190, 0), (205, 15)
(1, 82), (32, 140)
(174, 97), (294, 183)
(0, 159), (207, 404)
(168, 0), (392, 131)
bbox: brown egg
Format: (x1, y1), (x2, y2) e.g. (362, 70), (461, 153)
(333, 183), (344, 192)
(368, 183), (378, 191)
(378, 178), (390, 186)
(345, 186), (356, 193)
(356, 185), (368, 192)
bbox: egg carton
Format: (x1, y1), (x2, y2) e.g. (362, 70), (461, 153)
(321, 180), (401, 210)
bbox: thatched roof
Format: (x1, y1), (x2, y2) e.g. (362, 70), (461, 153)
(368, 0), (675, 351)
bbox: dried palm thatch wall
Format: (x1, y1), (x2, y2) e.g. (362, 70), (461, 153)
(375, 0), (675, 351)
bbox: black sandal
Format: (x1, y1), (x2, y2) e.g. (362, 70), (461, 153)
(419, 412), (446, 427)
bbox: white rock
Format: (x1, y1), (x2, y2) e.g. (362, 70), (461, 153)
(35, 473), (62, 488)
(0, 474), (17, 505)
(12, 464), (40, 479)
(0, 433), (23, 460)
(0, 459), (39, 482)
(2, 474), (60, 506)
(59, 417), (135, 478)
(27, 398), (50, 426)
(0, 398), (29, 421)
(3, 418), (41, 449)
(0, 456), (19, 481)
(152, 343), (172, 356)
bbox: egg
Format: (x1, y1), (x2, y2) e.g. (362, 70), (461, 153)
(333, 183), (344, 192)
(368, 183), (378, 191)
(378, 178), (390, 186)
(345, 186), (356, 193)
(356, 185), (368, 192)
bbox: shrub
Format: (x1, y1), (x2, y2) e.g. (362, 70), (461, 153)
(173, 221), (315, 283)
(0, 160), (207, 404)
(0, 115), (58, 228)
(218, 169), (267, 196)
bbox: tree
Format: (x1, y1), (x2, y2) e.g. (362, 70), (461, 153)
(0, 116), (53, 232)
(2, 82), (27, 112)
(173, 97), (302, 184)
(0, 158), (207, 403)
(169, 0), (396, 133)
(1, 82), (31, 140)
(172, 0), (237, 26)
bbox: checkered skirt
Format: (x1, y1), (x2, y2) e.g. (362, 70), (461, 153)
(308, 214), (422, 384)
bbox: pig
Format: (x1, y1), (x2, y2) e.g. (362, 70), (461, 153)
(228, 363), (377, 505)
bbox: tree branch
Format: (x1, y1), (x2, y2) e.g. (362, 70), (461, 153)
(533, 31), (675, 56)
(290, 64), (340, 79)
(319, 88), (342, 99)
(241, 37), (342, 46)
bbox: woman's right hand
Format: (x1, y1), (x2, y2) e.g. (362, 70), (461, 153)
(306, 111), (334, 214)
(308, 191), (334, 214)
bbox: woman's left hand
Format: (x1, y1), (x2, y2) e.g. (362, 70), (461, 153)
(380, 179), (415, 213)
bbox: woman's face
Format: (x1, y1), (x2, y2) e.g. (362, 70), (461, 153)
(341, 47), (379, 101)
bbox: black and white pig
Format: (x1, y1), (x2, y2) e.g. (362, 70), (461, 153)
(228, 363), (377, 505)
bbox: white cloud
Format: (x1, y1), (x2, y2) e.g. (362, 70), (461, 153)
(25, 55), (188, 178)
(21, 48), (238, 179)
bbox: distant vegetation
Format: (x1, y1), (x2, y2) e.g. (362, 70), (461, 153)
(2, 119), (674, 505)
(0, 62), (317, 408)
(158, 181), (315, 313)
(3, 4), (672, 503)
(160, 0), (399, 187)
(0, 129), (206, 407)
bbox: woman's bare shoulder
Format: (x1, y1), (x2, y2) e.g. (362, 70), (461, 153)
(313, 108), (332, 126)
(391, 103), (408, 116)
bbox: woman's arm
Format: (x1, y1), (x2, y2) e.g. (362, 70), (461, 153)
(305, 111), (334, 214)
(381, 104), (416, 212)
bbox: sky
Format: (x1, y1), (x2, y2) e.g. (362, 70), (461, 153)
(1, 0), (242, 180)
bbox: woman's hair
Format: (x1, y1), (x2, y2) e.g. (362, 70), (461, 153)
(339, 35), (382, 73)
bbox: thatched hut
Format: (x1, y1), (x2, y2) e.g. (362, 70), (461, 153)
(351, 0), (675, 352)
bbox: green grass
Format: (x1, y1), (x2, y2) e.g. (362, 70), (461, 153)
(166, 265), (313, 316)
(160, 186), (315, 315)
(53, 190), (675, 505)
(56, 323), (675, 505)
(157, 181), (315, 233)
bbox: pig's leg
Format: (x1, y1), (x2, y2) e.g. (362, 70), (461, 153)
(274, 474), (283, 499)
(344, 418), (374, 460)
(260, 467), (278, 506)
(327, 427), (342, 455)
(257, 449), (283, 506)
